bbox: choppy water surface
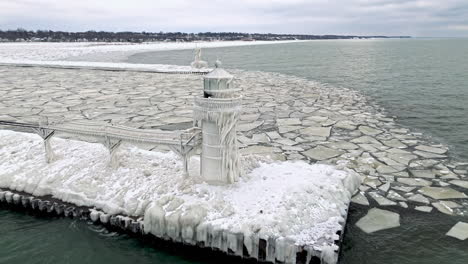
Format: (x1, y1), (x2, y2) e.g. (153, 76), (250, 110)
(1, 39), (468, 263)
(342, 204), (468, 264)
(0, 208), (233, 264)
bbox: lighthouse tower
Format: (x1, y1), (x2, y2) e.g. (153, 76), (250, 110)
(194, 60), (242, 185)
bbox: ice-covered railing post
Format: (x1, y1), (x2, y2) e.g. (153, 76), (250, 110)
(194, 60), (242, 185)
(31, 117), (58, 163)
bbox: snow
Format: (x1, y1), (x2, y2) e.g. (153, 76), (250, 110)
(0, 59), (211, 73)
(0, 129), (360, 256)
(0, 40), (303, 62)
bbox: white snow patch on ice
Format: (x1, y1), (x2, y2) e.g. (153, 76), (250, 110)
(0, 130), (359, 253)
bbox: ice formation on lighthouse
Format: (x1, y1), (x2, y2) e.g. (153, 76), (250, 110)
(194, 97), (241, 183)
(194, 60), (242, 184)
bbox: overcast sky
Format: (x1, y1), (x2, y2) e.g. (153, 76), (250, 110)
(1, 0), (467, 37)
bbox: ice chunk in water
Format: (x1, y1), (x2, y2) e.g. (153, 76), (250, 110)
(415, 206), (433, 213)
(446, 222), (468, 240)
(418, 187), (467, 199)
(351, 193), (369, 206)
(356, 208), (400, 233)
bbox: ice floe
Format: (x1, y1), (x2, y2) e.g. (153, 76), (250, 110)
(418, 187), (468, 200)
(351, 193), (370, 206)
(449, 180), (468, 189)
(446, 222), (468, 240)
(355, 208), (400, 233)
(415, 206), (433, 213)
(303, 146), (345, 161)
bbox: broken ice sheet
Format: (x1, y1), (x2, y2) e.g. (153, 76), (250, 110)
(415, 206), (433, 213)
(369, 192), (397, 206)
(356, 208), (400, 233)
(446, 222), (468, 240)
(351, 193), (369, 206)
(418, 187), (467, 200)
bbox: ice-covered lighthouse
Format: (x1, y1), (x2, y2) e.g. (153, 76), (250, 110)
(194, 60), (242, 185)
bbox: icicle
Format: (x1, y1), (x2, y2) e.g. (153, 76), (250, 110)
(12, 194), (21, 204)
(275, 237), (297, 264)
(243, 234), (253, 257)
(243, 233), (259, 260)
(226, 232), (243, 256)
(143, 202), (166, 237)
(220, 231), (229, 252)
(210, 227), (223, 250)
(266, 236), (276, 262)
(5, 191), (13, 203)
(99, 213), (110, 224)
(284, 243), (298, 264)
(166, 211), (182, 241)
(89, 210), (101, 222)
(194, 98), (242, 184)
(195, 222), (211, 246)
(180, 206), (207, 244)
(305, 246), (314, 264)
(320, 244), (339, 264)
(275, 237), (287, 262)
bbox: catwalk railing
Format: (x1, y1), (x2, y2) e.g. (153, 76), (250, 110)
(0, 120), (202, 175)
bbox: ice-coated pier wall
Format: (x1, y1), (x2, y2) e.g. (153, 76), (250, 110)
(0, 188), (344, 264)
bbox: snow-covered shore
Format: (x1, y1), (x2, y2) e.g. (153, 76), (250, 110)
(0, 129), (360, 262)
(0, 40), (303, 62)
(0, 40), (303, 73)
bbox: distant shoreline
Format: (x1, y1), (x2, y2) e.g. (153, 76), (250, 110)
(0, 29), (411, 43)
(0, 40), (308, 62)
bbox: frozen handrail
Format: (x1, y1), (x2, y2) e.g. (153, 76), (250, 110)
(0, 120), (200, 146)
(0, 120), (201, 174)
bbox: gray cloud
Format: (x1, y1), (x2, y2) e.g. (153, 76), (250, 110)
(0, 0), (467, 36)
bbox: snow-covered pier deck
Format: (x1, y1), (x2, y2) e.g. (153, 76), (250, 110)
(0, 129), (359, 263)
(0, 60), (211, 74)
(1, 64), (468, 262)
